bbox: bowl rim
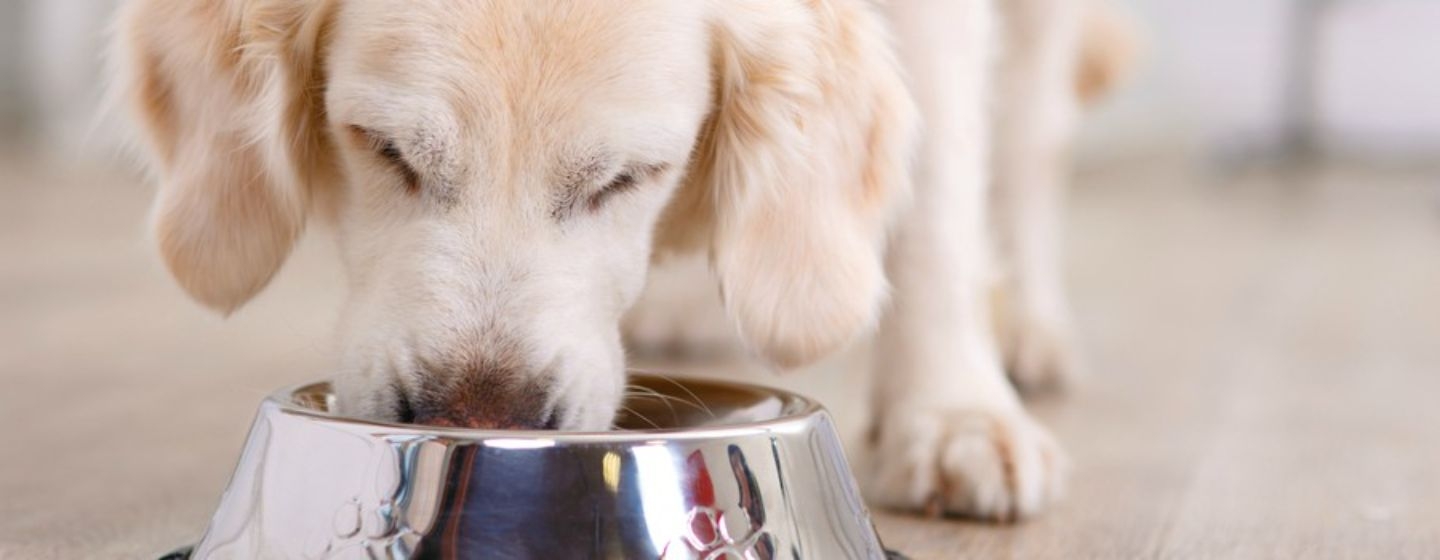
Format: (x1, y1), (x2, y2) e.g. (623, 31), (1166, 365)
(265, 374), (831, 444)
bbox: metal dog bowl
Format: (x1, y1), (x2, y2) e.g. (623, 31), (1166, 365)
(177, 375), (893, 559)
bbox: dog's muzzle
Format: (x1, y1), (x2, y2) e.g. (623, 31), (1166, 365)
(400, 359), (558, 430)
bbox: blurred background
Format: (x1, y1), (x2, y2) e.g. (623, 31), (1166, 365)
(2, 1), (1438, 558)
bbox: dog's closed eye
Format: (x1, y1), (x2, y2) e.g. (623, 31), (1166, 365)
(349, 125), (420, 194)
(554, 162), (669, 220)
(586, 171), (639, 212)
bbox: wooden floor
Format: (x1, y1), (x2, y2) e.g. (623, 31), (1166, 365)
(2, 153), (1439, 558)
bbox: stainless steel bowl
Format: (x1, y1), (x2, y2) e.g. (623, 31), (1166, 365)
(182, 375), (893, 559)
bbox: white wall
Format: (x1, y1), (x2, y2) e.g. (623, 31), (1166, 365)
(1320, 2), (1440, 157)
(1, 0), (1436, 160)
(1082, 0), (1440, 161)
(21, 0), (125, 156)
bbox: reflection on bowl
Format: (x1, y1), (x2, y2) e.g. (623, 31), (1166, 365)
(182, 375), (890, 559)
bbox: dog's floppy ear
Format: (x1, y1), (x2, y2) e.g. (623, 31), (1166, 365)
(663, 0), (917, 368)
(115, 0), (334, 313)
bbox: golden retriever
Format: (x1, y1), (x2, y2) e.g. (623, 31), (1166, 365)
(115, 0), (1131, 520)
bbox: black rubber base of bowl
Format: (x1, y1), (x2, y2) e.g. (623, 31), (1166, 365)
(158, 546), (192, 560)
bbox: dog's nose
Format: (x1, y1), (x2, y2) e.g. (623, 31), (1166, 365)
(405, 361), (557, 430)
(411, 412), (554, 430)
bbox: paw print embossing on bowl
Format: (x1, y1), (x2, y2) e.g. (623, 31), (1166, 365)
(184, 376), (887, 559)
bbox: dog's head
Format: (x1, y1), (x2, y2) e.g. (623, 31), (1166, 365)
(117, 0), (915, 430)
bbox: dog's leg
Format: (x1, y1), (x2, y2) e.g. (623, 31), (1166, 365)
(865, 0), (1065, 520)
(990, 0), (1087, 393)
(623, 254), (741, 360)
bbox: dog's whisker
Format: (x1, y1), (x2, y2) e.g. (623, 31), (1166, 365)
(618, 405), (661, 430)
(632, 372), (716, 420)
(624, 378), (708, 410)
(624, 385), (712, 418)
(623, 385), (681, 419)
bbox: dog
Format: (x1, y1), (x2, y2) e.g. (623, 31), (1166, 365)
(114, 0), (1132, 521)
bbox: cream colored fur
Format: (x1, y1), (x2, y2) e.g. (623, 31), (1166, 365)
(117, 0), (1131, 520)
(634, 0), (1133, 520)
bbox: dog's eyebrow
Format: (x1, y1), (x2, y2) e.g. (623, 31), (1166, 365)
(558, 156), (671, 193)
(346, 124), (462, 205)
(558, 155), (612, 192)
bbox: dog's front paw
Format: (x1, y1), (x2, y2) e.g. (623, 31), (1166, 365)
(863, 406), (1067, 521)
